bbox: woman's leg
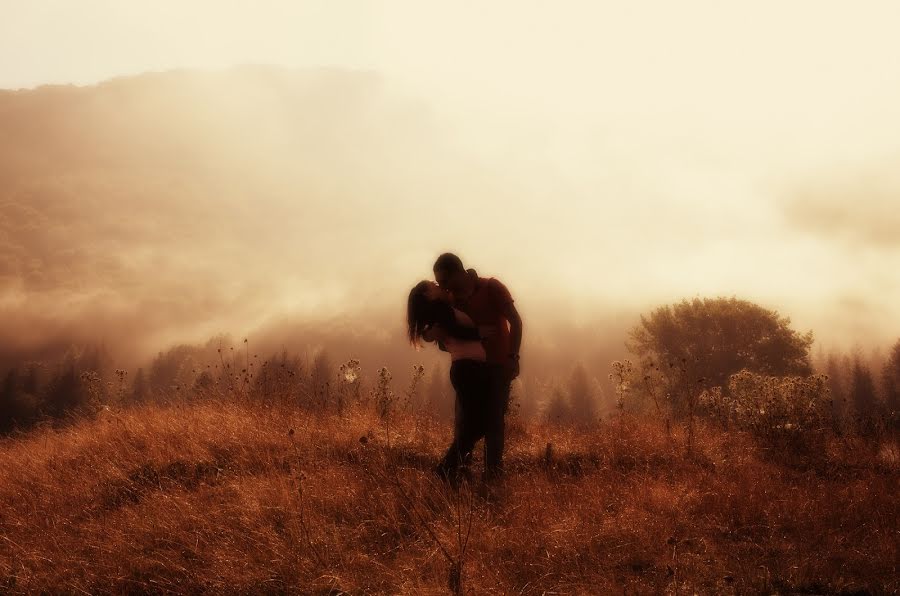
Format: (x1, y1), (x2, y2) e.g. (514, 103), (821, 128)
(437, 361), (486, 481)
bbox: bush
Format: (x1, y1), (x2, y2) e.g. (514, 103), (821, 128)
(700, 370), (832, 461)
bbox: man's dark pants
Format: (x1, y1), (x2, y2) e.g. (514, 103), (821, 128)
(439, 362), (511, 481)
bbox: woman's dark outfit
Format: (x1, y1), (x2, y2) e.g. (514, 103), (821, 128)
(425, 302), (492, 483)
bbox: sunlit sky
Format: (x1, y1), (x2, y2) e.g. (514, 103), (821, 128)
(2, 1), (900, 353)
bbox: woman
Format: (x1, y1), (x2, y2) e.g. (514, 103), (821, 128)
(407, 280), (491, 483)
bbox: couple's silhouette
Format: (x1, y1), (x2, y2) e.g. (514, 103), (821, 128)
(407, 253), (523, 484)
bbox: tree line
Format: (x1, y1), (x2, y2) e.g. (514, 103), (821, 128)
(2, 298), (898, 435)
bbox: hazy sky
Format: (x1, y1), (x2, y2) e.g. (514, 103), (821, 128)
(2, 1), (900, 351)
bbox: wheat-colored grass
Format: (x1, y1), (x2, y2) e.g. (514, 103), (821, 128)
(0, 399), (896, 594)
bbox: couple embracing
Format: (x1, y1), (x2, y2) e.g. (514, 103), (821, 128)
(407, 253), (523, 484)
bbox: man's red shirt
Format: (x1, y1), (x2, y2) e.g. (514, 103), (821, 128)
(454, 272), (514, 365)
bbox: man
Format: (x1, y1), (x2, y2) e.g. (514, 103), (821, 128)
(433, 252), (523, 481)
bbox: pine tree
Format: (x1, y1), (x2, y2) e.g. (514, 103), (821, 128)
(311, 349), (333, 408)
(44, 366), (84, 419)
(131, 368), (147, 403)
(824, 352), (849, 419)
(882, 339), (900, 416)
(568, 364), (596, 422)
(1, 368), (21, 433)
(849, 358), (878, 416)
(22, 365), (39, 396)
(426, 364), (452, 420)
(544, 387), (572, 425)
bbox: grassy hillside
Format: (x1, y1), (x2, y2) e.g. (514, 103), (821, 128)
(0, 399), (896, 594)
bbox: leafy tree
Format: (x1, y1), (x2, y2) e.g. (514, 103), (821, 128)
(628, 297), (813, 408)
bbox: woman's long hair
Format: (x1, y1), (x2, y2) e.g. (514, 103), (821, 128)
(407, 281), (452, 346)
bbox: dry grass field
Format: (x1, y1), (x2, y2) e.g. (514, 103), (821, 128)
(1, 398), (897, 595)
(5, 5), (900, 594)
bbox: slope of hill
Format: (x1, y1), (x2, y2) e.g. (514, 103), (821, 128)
(0, 400), (895, 593)
(0, 66), (497, 369)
